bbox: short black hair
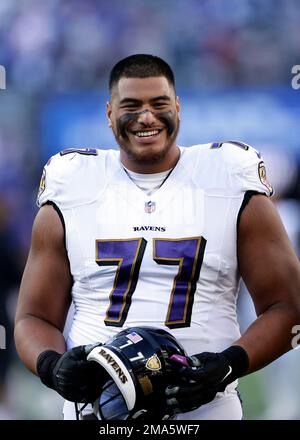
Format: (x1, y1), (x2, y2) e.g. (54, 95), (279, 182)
(109, 54), (175, 93)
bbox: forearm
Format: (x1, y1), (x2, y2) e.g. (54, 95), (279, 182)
(234, 302), (299, 373)
(14, 314), (67, 374)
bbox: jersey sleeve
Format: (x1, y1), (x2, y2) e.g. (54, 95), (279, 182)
(36, 148), (100, 209)
(36, 153), (64, 208)
(36, 148), (108, 209)
(220, 141), (274, 197)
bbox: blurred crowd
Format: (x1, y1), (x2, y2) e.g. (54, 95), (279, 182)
(0, 0), (300, 419)
(1, 0), (300, 92)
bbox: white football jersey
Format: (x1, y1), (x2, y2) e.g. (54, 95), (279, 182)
(37, 142), (272, 356)
(37, 142), (273, 419)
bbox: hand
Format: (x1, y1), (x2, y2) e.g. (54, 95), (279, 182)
(36, 344), (108, 402)
(165, 346), (249, 414)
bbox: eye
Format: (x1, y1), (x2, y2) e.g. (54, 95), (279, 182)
(121, 104), (139, 111)
(153, 102), (168, 109)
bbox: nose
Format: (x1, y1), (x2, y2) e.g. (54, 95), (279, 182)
(136, 109), (156, 126)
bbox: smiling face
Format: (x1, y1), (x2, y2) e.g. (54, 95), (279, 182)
(107, 76), (180, 172)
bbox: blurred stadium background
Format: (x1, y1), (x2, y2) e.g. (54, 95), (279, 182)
(1, 0), (300, 419)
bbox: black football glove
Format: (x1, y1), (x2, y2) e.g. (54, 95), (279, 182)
(36, 344), (109, 402)
(165, 345), (249, 414)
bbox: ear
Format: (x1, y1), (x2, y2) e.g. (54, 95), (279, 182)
(175, 96), (180, 119)
(106, 101), (113, 128)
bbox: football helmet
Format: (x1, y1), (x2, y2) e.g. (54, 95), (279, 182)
(75, 326), (187, 420)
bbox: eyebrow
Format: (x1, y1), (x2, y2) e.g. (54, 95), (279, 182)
(119, 95), (171, 105)
(151, 95), (171, 102)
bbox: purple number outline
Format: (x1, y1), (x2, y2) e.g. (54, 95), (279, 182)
(96, 236), (206, 329)
(96, 238), (147, 327)
(153, 237), (206, 328)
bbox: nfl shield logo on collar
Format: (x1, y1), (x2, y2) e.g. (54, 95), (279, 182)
(145, 201), (156, 213)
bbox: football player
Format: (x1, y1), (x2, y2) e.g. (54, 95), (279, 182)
(15, 54), (300, 419)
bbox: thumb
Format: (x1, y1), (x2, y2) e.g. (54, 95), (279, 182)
(68, 345), (88, 360)
(84, 342), (102, 356)
(169, 354), (190, 367)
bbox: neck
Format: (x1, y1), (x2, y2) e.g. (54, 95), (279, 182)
(120, 145), (180, 173)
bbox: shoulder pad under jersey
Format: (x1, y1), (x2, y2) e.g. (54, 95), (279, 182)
(210, 140), (273, 196)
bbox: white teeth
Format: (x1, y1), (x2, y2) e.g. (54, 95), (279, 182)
(135, 130), (159, 137)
